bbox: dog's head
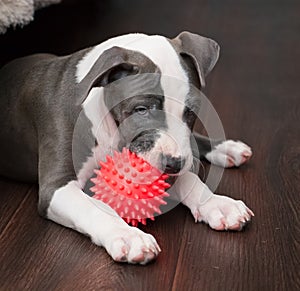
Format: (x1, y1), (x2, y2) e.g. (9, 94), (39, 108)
(78, 32), (219, 175)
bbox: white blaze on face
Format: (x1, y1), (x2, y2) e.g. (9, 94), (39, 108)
(122, 36), (192, 173)
(124, 35), (193, 171)
(160, 75), (191, 157)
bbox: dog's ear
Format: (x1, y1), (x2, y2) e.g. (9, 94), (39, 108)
(173, 31), (220, 87)
(77, 46), (139, 104)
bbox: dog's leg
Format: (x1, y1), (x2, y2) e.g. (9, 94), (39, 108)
(43, 180), (160, 264)
(38, 141), (160, 264)
(193, 132), (252, 168)
(170, 171), (254, 230)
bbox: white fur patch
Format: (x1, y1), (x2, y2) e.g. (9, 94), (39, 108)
(196, 194), (254, 230)
(78, 87), (120, 187)
(75, 42), (125, 195)
(82, 87), (119, 147)
(47, 181), (119, 234)
(170, 171), (213, 205)
(170, 171), (254, 230)
(205, 140), (252, 168)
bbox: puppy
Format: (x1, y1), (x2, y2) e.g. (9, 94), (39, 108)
(0, 32), (253, 264)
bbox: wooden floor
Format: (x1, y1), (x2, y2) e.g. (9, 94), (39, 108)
(0, 0), (299, 290)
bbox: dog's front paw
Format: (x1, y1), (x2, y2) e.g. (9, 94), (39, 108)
(104, 226), (161, 265)
(193, 194), (254, 231)
(205, 140), (252, 168)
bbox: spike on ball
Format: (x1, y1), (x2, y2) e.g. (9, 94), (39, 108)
(90, 148), (170, 226)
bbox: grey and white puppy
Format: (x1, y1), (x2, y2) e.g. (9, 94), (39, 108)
(0, 32), (253, 264)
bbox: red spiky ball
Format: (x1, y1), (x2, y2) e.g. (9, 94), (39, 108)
(90, 148), (170, 226)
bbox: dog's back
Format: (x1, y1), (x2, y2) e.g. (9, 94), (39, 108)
(0, 54), (67, 181)
(0, 55), (49, 180)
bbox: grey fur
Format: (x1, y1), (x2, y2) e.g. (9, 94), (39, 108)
(0, 49), (93, 215)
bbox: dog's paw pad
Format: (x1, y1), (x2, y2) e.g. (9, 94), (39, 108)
(198, 195), (254, 231)
(205, 140), (252, 168)
(106, 227), (160, 264)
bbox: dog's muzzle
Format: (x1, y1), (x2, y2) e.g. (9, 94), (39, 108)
(160, 154), (186, 174)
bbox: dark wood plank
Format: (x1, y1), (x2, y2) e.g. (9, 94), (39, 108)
(0, 178), (33, 233)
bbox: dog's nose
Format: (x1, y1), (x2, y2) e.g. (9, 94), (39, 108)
(161, 154), (185, 174)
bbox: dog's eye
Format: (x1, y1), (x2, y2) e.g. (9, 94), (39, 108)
(134, 106), (148, 115)
(183, 107), (197, 128)
(185, 108), (194, 117)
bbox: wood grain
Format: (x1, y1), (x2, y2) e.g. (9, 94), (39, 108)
(0, 0), (299, 290)
(0, 178), (32, 234)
